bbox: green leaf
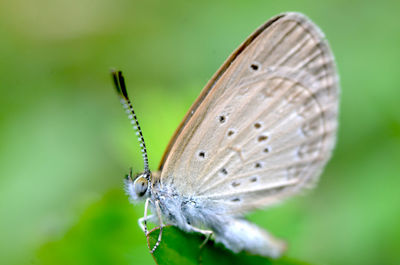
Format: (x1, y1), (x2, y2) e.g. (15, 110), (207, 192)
(147, 226), (312, 265)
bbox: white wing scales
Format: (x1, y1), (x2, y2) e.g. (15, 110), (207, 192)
(159, 13), (339, 214)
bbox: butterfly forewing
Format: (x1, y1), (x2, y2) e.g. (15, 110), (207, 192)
(159, 12), (339, 213)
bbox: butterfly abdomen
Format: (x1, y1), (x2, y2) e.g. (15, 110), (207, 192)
(178, 197), (287, 258)
(213, 218), (286, 258)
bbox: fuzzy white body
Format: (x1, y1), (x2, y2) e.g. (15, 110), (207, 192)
(127, 181), (285, 257)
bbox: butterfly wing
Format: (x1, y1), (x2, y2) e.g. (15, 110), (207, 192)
(158, 12), (339, 214)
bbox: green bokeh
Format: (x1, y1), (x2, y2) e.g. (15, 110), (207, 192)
(1, 0), (399, 264)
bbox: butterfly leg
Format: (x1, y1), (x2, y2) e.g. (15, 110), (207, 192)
(141, 197), (151, 236)
(150, 199), (163, 253)
(138, 214), (154, 233)
(199, 232), (212, 249)
(187, 225), (213, 249)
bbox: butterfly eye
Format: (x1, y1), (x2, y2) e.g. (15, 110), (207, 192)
(134, 175), (148, 197)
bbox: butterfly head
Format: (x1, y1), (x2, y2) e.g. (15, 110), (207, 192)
(125, 168), (151, 201)
(112, 70), (152, 201)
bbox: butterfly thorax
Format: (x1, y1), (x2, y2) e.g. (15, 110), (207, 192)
(150, 181), (231, 234)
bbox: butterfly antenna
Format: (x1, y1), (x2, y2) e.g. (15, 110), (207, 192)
(111, 70), (150, 179)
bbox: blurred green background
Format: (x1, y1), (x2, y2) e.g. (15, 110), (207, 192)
(1, 0), (399, 264)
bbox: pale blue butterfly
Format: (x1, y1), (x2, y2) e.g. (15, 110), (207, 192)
(112, 12), (339, 258)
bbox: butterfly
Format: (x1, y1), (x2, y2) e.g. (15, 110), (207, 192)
(112, 12), (339, 258)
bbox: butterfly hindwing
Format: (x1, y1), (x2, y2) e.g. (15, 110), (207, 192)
(159, 12), (339, 213)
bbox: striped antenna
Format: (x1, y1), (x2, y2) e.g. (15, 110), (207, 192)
(111, 70), (150, 178)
